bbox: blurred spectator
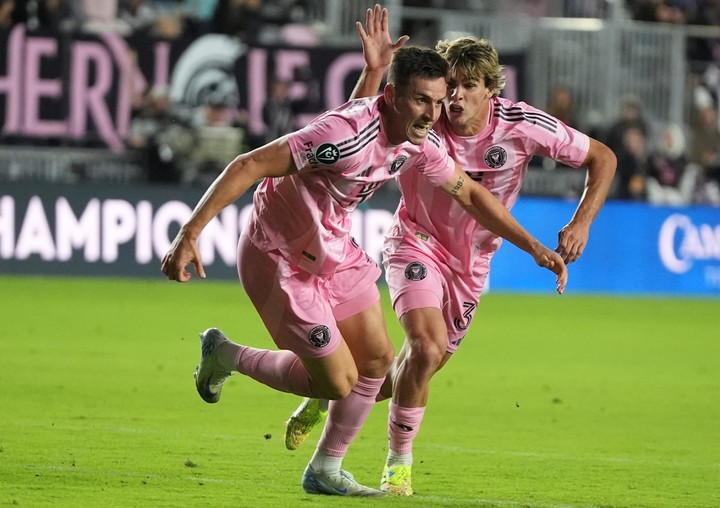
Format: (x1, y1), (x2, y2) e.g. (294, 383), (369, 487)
(689, 0), (720, 24)
(0, 0), (17, 29)
(604, 96), (649, 158)
(262, 78), (295, 144)
(538, 85), (580, 170)
(645, 123), (699, 204)
(211, 0), (263, 42)
(180, 0), (219, 34)
(614, 124), (648, 200)
(128, 85), (195, 183)
(182, 0), (219, 23)
(81, 0), (129, 32)
(36, 0), (80, 31)
(547, 84), (578, 128)
(688, 101), (720, 203)
(627, 0), (692, 23)
(188, 93), (247, 185)
(117, 0), (157, 33)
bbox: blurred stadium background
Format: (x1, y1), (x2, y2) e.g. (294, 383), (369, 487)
(1, 0), (719, 293)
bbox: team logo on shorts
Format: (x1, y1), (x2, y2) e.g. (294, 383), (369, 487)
(405, 262), (427, 281)
(315, 143), (340, 164)
(308, 325), (331, 348)
(389, 155), (407, 175)
(484, 146), (507, 169)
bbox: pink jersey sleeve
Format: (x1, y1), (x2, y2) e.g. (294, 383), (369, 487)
(285, 114), (356, 172)
(508, 101), (589, 168)
(390, 129), (456, 188)
(415, 130), (457, 187)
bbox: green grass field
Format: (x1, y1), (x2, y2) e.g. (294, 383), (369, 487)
(1, 275), (718, 507)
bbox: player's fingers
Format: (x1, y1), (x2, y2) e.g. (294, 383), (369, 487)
(355, 20), (367, 40)
(194, 259), (207, 280)
(556, 268), (567, 294)
(374, 4), (383, 26)
(160, 253), (169, 275)
(367, 5), (378, 34)
(161, 253), (181, 281)
(549, 253), (568, 294)
(380, 6), (389, 33)
(393, 35), (410, 49)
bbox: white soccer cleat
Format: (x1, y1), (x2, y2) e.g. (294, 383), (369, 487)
(301, 465), (385, 497)
(194, 328), (233, 404)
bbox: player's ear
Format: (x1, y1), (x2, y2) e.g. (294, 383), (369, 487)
(384, 83), (395, 106)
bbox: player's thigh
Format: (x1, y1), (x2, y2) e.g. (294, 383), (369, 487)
(238, 233), (346, 359)
(337, 300), (394, 378)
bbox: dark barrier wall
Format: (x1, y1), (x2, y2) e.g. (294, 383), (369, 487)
(0, 25), (525, 152)
(2, 183), (719, 296)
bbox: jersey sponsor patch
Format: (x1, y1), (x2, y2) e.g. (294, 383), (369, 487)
(315, 143), (340, 164)
(405, 261), (427, 281)
(389, 155), (407, 174)
(308, 325), (331, 347)
(484, 146), (507, 169)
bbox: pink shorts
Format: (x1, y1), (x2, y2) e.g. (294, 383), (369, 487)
(383, 238), (487, 353)
(237, 232), (382, 359)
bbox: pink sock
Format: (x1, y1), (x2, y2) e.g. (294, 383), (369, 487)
(388, 402), (426, 455)
(317, 375), (384, 457)
(233, 345), (313, 397)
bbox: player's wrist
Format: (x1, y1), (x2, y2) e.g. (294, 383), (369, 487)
(179, 223), (201, 241)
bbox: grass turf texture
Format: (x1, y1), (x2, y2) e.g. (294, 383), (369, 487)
(1, 275), (718, 508)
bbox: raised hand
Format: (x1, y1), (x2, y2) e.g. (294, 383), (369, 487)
(355, 4), (409, 71)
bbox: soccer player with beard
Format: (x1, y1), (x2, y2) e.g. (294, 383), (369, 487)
(162, 40), (568, 496)
(284, 4), (616, 496)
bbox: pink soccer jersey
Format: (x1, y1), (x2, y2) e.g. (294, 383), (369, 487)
(391, 96), (590, 277)
(244, 95), (455, 276)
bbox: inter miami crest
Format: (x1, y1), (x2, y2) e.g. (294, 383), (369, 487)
(308, 325), (331, 348)
(315, 143), (340, 164)
(484, 146), (507, 169)
(405, 262), (427, 281)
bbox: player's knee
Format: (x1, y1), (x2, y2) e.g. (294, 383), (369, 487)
(316, 370), (358, 400)
(407, 333), (445, 372)
(376, 344), (396, 373)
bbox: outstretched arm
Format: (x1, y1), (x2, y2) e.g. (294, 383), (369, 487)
(556, 138), (617, 263)
(350, 4), (409, 99)
(441, 164), (568, 294)
(161, 139), (296, 282)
